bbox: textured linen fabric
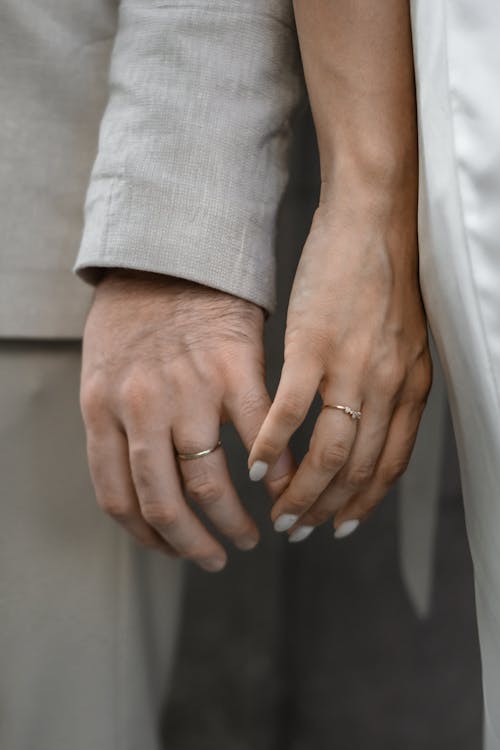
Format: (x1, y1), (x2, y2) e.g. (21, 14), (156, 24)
(1, 4), (474, 742)
(0, 0), (306, 338)
(0, 0), (450, 622)
(0, 0), (118, 338)
(74, 0), (306, 320)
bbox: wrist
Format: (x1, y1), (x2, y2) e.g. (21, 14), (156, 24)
(320, 141), (416, 197)
(310, 172), (419, 283)
(316, 147), (418, 225)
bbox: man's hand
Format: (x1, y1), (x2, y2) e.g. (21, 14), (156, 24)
(79, 269), (295, 572)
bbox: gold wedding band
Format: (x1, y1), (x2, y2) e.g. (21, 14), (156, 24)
(323, 403), (362, 421)
(175, 440), (222, 461)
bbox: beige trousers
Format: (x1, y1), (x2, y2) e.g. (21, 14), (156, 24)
(0, 341), (184, 750)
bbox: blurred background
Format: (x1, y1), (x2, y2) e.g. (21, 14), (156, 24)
(161, 107), (483, 749)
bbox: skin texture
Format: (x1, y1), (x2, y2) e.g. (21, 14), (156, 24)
(80, 269), (295, 572)
(248, 0), (433, 537)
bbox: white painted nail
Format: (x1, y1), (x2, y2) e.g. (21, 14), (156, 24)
(334, 519), (359, 539)
(273, 514), (299, 533)
(289, 525), (315, 543)
(249, 460), (268, 482)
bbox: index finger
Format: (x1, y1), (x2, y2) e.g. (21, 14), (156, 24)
(224, 373), (297, 500)
(244, 355), (322, 489)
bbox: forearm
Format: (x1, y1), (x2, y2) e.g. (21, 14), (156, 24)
(248, 2), (430, 543)
(293, 0), (417, 208)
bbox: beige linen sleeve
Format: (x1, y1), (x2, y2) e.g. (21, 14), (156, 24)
(73, 0), (306, 317)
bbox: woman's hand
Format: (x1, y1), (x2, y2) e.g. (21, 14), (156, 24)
(247, 189), (432, 541)
(246, 0), (430, 540)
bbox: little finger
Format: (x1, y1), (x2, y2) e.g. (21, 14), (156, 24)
(332, 400), (425, 536)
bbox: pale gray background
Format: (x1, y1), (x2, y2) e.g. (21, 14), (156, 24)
(162, 107), (482, 750)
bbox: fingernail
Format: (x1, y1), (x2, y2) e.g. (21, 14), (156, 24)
(273, 513), (299, 533)
(201, 557), (226, 572)
(249, 460), (268, 481)
(289, 525), (315, 543)
(334, 519), (359, 539)
(235, 534), (259, 551)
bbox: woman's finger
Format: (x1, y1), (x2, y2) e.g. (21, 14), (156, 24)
(246, 353), (322, 482)
(269, 383), (362, 537)
(332, 399), (425, 536)
(172, 403), (260, 552)
(224, 369), (297, 501)
(286, 392), (395, 533)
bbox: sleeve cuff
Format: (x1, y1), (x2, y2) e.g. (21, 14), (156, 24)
(73, 2), (306, 320)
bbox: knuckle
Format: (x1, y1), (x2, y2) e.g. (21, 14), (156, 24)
(343, 463), (375, 490)
(137, 534), (163, 551)
(141, 501), (178, 530)
(275, 391), (308, 429)
(360, 493), (382, 515)
(175, 436), (210, 455)
(374, 360), (406, 394)
(185, 475), (222, 508)
(281, 493), (315, 516)
(418, 350), (434, 387)
(282, 500), (306, 517)
(405, 361), (433, 404)
(119, 372), (158, 418)
(252, 434), (284, 468)
(80, 377), (108, 426)
(421, 376), (433, 403)
(403, 383), (429, 407)
(305, 507), (331, 526)
(98, 497), (132, 523)
(391, 456), (411, 479)
(252, 435), (281, 461)
(181, 540), (217, 564)
(380, 456), (410, 484)
(312, 441), (350, 472)
(165, 359), (189, 391)
(238, 386), (270, 422)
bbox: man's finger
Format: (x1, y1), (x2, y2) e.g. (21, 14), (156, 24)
(121, 398), (228, 571)
(86, 422), (177, 556)
(172, 403), (260, 551)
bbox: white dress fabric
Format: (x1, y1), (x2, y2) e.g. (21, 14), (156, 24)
(410, 1), (500, 746)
